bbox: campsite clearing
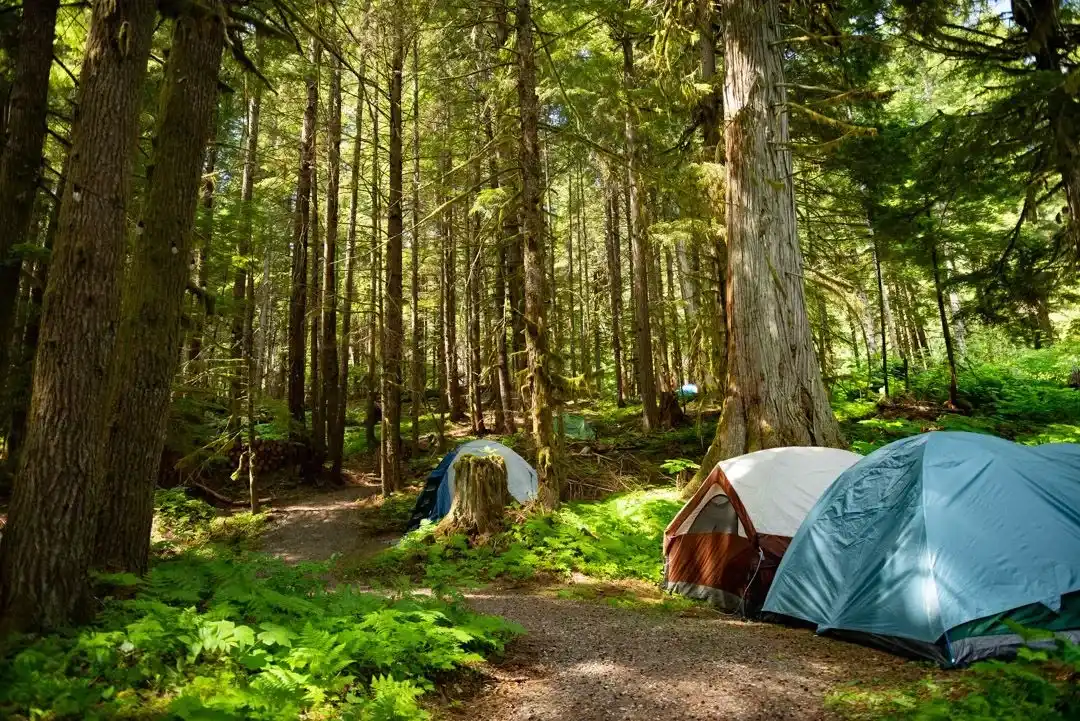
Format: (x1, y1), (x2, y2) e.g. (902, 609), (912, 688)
(258, 481), (933, 720)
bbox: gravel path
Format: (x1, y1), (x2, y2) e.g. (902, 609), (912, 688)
(461, 591), (924, 721)
(256, 482), (925, 720)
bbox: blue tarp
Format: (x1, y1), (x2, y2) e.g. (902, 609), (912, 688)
(407, 441), (539, 529)
(763, 432), (1080, 662)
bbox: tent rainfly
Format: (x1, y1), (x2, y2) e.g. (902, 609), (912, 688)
(764, 432), (1080, 667)
(407, 441), (538, 530)
(663, 447), (862, 612)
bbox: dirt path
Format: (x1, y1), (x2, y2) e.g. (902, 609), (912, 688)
(259, 489), (922, 720)
(459, 591), (922, 721)
(259, 478), (390, 563)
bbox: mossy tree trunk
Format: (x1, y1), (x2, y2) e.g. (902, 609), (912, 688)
(95, 8), (226, 575)
(383, 14), (405, 494)
(517, 0), (560, 508)
(0, 0), (156, 632)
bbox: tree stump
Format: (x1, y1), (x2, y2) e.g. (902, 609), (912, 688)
(437, 453), (509, 538)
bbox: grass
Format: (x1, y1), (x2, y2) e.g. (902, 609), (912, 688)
(826, 642), (1080, 720)
(341, 488), (683, 591)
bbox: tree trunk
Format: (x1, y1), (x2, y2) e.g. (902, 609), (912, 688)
(410, 37), (424, 452)
(188, 140), (217, 376)
(606, 176), (625, 407)
(365, 88), (381, 451)
(231, 48), (263, 415)
(95, 10), (225, 575)
(6, 166), (65, 475)
(0, 0), (156, 632)
(566, 171), (577, 379)
(323, 56), (343, 478)
(437, 454), (508, 537)
(442, 153), (465, 421)
(698, 0), (721, 157)
(340, 72), (363, 462)
(622, 36), (659, 429)
(704, 0), (842, 467)
(0, 0), (59, 392)
(309, 158), (324, 459)
(382, 25), (404, 493)
(930, 235), (960, 408)
(466, 155), (485, 434)
(483, 106), (514, 434)
(872, 233), (889, 396)
(289, 38), (319, 427)
(666, 248), (682, 387)
(517, 0), (560, 508)
(946, 256), (966, 355)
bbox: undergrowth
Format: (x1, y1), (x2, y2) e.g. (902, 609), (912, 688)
(344, 489), (682, 590)
(836, 341), (1080, 454)
(827, 639), (1080, 720)
(0, 548), (521, 720)
(153, 487), (267, 553)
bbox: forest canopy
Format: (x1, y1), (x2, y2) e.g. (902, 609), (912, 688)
(0, 0), (1078, 645)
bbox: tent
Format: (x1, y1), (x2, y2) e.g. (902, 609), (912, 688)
(663, 447), (862, 612)
(560, 414), (596, 441)
(675, 383), (699, 402)
(407, 440), (538, 530)
(763, 432), (1080, 667)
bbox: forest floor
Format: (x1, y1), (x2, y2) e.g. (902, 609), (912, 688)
(255, 460), (931, 721)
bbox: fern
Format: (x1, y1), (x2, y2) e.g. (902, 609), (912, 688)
(0, 546), (521, 720)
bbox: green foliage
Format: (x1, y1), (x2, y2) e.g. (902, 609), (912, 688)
(837, 343), (1080, 454)
(827, 639), (1080, 721)
(0, 549), (522, 720)
(351, 489), (682, 590)
(153, 488), (268, 555)
(659, 458), (700, 476)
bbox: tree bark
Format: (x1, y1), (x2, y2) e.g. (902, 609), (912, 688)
(230, 48), (263, 414)
(6, 165), (65, 474)
(622, 36), (659, 429)
(0, 0), (59, 393)
(466, 152), (486, 434)
(606, 176), (625, 406)
(666, 248), (683, 387)
(289, 38), (319, 427)
(698, 0), (721, 157)
(930, 235), (960, 408)
(566, 170), (577, 379)
(340, 72), (364, 463)
(323, 55), (343, 478)
(705, 0), (842, 464)
(871, 233), (889, 396)
(484, 106), (515, 434)
(95, 11), (225, 575)
(310, 153), (324, 458)
(442, 151), (465, 421)
(437, 454), (508, 537)
(382, 23), (404, 493)
(517, 0), (560, 508)
(365, 87), (381, 451)
(0, 0), (156, 632)
(410, 37), (424, 452)
(188, 140), (217, 375)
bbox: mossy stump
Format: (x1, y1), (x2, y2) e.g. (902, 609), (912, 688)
(437, 453), (509, 538)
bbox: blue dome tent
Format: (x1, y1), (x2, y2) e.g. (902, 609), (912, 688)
(407, 441), (538, 530)
(763, 432), (1080, 667)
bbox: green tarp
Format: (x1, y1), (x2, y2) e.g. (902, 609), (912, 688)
(560, 414), (595, 440)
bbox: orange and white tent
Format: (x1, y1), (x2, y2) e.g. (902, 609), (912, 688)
(663, 447), (861, 613)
